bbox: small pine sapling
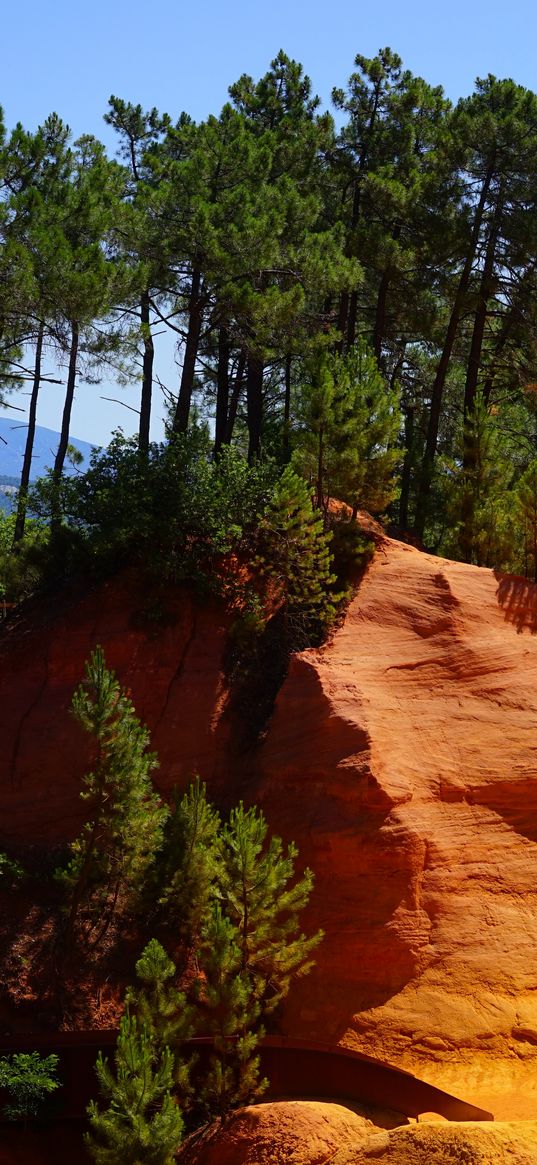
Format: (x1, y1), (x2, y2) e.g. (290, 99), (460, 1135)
(221, 802), (323, 1015)
(126, 939), (195, 1101)
(59, 646), (168, 948)
(256, 465), (338, 642)
(87, 941), (192, 1165)
(197, 904), (267, 1118)
(196, 801), (323, 1118)
(158, 778), (224, 951)
(86, 1014), (183, 1165)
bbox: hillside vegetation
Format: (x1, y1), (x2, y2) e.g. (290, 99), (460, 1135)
(2, 47), (537, 588)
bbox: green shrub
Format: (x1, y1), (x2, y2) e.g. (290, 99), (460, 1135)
(0, 510), (50, 604)
(0, 1052), (60, 1121)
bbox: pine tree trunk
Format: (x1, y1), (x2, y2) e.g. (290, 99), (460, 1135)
(224, 351), (246, 445)
(482, 260), (537, 404)
(283, 354), (292, 453)
(214, 327), (230, 456)
(373, 225), (401, 363)
(316, 428), (324, 510)
(336, 290), (349, 353)
(246, 354), (263, 464)
(172, 268), (203, 434)
(54, 320), (79, 482)
(399, 405), (414, 530)
(13, 320), (44, 546)
(373, 271), (390, 363)
(139, 289), (153, 452)
(413, 163), (495, 539)
(459, 208), (501, 562)
(343, 88), (381, 351)
(463, 208), (501, 430)
(344, 182), (363, 350)
(346, 289), (358, 348)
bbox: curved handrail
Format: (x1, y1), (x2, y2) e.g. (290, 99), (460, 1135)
(0, 1030), (493, 1122)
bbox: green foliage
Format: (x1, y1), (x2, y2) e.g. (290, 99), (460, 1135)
(87, 1013), (183, 1165)
(0, 1053), (60, 1121)
(192, 799), (323, 1117)
(127, 940), (195, 1063)
(294, 343), (401, 515)
(127, 941), (194, 1110)
(197, 905), (267, 1117)
(59, 646), (168, 947)
(30, 440), (347, 650)
(445, 396), (516, 567)
(158, 779), (224, 949)
(328, 519), (374, 589)
(87, 939), (193, 1164)
(31, 433), (276, 591)
(0, 850), (25, 884)
(255, 465), (338, 640)
(154, 781), (323, 1119)
(219, 802), (323, 1014)
(0, 510), (49, 603)
(7, 53), (537, 577)
(515, 460), (537, 580)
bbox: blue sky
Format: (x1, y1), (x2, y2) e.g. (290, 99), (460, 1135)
(2, 0), (536, 450)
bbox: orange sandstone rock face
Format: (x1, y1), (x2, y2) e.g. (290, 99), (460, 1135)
(3, 540), (537, 1118)
(0, 571), (233, 842)
(252, 540), (537, 1119)
(176, 1100), (372, 1165)
(178, 1105), (537, 1165)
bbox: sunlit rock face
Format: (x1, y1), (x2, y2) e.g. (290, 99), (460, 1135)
(177, 1103), (537, 1165)
(3, 537), (537, 1117)
(176, 1100), (374, 1165)
(249, 539), (537, 1119)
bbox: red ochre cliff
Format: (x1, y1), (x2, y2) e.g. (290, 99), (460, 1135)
(2, 536), (537, 1120)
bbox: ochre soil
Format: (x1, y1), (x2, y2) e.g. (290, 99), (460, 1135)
(3, 531), (537, 1129)
(176, 1102), (537, 1165)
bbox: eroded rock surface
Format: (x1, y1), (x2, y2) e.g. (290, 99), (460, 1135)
(252, 541), (537, 1118)
(177, 1103), (537, 1165)
(0, 571), (233, 841)
(176, 1100), (373, 1165)
(3, 539), (537, 1117)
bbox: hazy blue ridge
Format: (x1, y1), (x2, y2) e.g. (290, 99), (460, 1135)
(0, 417), (95, 479)
(0, 418), (96, 513)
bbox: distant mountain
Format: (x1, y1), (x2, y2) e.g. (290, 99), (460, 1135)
(0, 417), (95, 481)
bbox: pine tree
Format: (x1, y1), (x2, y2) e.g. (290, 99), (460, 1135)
(448, 394), (515, 566)
(416, 75), (537, 539)
(196, 802), (323, 1117)
(6, 115), (72, 545)
(197, 904), (267, 1118)
(516, 460), (537, 581)
(256, 465), (337, 637)
(126, 939), (195, 1082)
(60, 647), (168, 948)
(220, 803), (323, 1014)
(49, 135), (125, 522)
(158, 778), (224, 950)
(86, 1012), (183, 1165)
(104, 97), (172, 450)
(87, 941), (192, 1164)
(294, 342), (401, 516)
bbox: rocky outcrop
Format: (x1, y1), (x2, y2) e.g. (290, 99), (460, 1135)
(3, 538), (537, 1117)
(178, 1103), (537, 1165)
(0, 570), (233, 842)
(251, 541), (537, 1119)
(177, 1101), (375, 1165)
